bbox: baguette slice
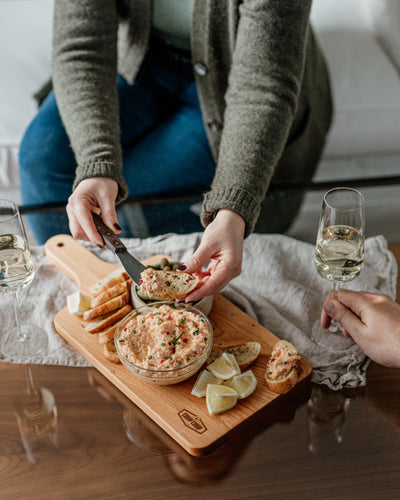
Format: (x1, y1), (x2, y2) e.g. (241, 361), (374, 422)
(138, 268), (199, 300)
(103, 340), (121, 364)
(91, 280), (132, 308)
(83, 291), (130, 321)
(85, 304), (132, 334)
(90, 268), (129, 297)
(265, 340), (301, 395)
(207, 341), (261, 370)
(98, 323), (119, 345)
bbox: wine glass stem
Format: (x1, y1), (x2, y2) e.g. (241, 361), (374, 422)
(333, 281), (340, 295)
(24, 365), (36, 395)
(11, 291), (27, 342)
(329, 282), (341, 333)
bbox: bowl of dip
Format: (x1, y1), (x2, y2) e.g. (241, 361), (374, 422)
(115, 301), (213, 385)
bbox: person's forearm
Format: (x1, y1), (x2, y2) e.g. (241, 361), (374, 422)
(52, 0), (127, 201)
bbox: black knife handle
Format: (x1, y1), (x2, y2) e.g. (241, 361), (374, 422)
(92, 213), (126, 253)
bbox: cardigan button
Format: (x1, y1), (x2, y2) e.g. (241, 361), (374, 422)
(207, 120), (222, 132)
(194, 62), (208, 76)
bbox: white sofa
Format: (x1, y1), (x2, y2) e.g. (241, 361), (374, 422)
(0, 0), (53, 204)
(288, 0), (400, 243)
(1, 0), (399, 243)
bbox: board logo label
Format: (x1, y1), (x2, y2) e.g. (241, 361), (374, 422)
(178, 409), (207, 434)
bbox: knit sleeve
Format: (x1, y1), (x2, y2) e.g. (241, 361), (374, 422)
(201, 0), (313, 237)
(52, 0), (128, 202)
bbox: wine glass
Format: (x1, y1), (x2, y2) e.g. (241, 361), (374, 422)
(0, 199), (48, 359)
(314, 188), (365, 335)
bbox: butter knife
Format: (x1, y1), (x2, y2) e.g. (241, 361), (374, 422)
(92, 213), (146, 285)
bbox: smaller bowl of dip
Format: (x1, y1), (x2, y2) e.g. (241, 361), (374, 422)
(115, 301), (213, 385)
(131, 284), (214, 316)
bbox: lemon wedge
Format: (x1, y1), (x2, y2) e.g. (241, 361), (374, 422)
(207, 352), (241, 380)
(206, 384), (238, 415)
(67, 291), (92, 315)
(225, 370), (257, 399)
(191, 370), (222, 398)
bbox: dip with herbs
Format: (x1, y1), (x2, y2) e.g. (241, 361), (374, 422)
(117, 304), (210, 371)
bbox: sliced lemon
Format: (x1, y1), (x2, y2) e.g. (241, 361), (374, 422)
(206, 384), (238, 415)
(67, 291), (92, 315)
(225, 370), (257, 399)
(207, 352), (241, 380)
(191, 370), (222, 398)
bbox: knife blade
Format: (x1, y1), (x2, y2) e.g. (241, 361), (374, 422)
(92, 213), (146, 285)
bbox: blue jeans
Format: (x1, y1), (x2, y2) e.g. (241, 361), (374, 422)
(19, 48), (216, 244)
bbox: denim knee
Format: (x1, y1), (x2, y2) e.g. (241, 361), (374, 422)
(18, 92), (74, 244)
(19, 91), (75, 205)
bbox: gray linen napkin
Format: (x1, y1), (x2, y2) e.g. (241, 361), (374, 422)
(223, 234), (397, 390)
(0, 233), (396, 390)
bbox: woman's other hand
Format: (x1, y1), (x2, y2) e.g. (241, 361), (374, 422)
(181, 209), (245, 301)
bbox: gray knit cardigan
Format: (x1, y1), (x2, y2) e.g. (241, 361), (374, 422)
(52, 0), (332, 236)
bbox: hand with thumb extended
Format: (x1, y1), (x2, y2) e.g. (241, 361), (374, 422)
(321, 289), (400, 368)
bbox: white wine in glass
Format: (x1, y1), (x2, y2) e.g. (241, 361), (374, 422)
(0, 199), (48, 359)
(314, 188), (365, 334)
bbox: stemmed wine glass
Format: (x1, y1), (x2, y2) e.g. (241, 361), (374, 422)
(314, 188), (365, 336)
(0, 199), (48, 359)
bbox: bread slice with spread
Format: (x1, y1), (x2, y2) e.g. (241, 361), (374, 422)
(138, 268), (199, 300)
(265, 340), (301, 394)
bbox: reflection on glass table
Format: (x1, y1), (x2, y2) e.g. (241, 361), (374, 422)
(87, 368), (310, 485)
(306, 386), (351, 454)
(13, 366), (58, 464)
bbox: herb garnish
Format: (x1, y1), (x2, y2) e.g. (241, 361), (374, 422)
(172, 329), (185, 346)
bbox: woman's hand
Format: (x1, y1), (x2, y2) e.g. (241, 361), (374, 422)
(66, 177), (121, 247)
(181, 209), (246, 301)
(321, 289), (400, 368)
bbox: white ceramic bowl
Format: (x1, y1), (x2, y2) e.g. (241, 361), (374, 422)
(115, 301), (213, 385)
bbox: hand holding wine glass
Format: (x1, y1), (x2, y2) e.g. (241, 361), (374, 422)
(0, 199), (48, 359)
(314, 188), (365, 335)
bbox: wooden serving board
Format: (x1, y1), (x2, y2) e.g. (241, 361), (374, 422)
(45, 234), (312, 456)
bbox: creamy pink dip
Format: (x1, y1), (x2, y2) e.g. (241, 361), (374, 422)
(138, 268), (198, 299)
(266, 343), (300, 380)
(117, 304), (210, 371)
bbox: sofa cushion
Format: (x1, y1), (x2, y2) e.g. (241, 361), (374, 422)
(311, 0), (400, 158)
(0, 0), (53, 148)
(363, 0), (400, 77)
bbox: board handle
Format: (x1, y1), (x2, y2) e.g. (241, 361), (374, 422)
(44, 234), (117, 293)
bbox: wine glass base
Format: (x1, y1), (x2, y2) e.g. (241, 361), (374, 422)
(2, 324), (48, 360)
(328, 323), (340, 333)
(310, 329), (355, 352)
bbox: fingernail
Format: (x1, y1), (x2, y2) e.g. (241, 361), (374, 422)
(324, 300), (336, 315)
(114, 223), (121, 231)
(177, 265), (186, 271)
